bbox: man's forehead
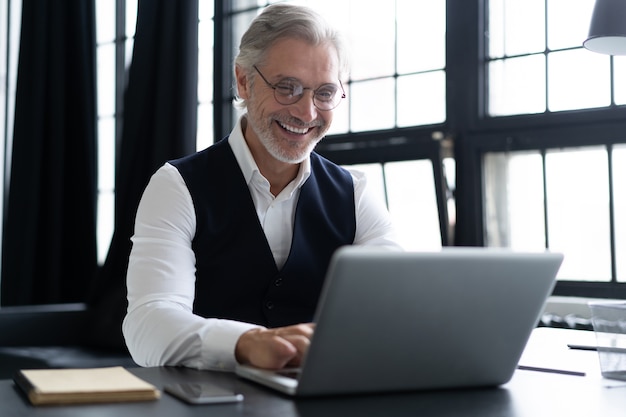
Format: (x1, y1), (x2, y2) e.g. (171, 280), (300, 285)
(262, 38), (340, 79)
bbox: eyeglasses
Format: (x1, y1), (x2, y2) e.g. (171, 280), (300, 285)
(253, 65), (346, 111)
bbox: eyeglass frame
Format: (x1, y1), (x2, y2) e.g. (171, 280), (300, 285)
(252, 65), (346, 111)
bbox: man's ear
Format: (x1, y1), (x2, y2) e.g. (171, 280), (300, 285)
(235, 65), (250, 100)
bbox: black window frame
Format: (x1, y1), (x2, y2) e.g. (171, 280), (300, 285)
(213, 0), (626, 299)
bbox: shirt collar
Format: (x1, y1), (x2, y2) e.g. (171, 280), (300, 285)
(228, 115), (311, 189)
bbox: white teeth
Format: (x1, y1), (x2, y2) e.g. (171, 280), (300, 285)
(279, 121), (309, 134)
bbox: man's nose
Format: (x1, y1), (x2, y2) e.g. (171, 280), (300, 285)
(289, 90), (318, 123)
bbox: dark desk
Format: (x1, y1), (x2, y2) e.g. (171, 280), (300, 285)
(1, 328), (624, 416)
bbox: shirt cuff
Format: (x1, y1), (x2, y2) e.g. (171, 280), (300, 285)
(200, 319), (264, 371)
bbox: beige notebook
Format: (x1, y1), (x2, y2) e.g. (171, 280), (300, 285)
(14, 366), (161, 406)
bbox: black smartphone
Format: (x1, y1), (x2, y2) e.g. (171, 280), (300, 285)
(164, 382), (244, 405)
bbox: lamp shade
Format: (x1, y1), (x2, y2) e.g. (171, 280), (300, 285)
(583, 0), (626, 55)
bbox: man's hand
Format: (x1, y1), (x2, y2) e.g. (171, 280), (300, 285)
(235, 323), (315, 370)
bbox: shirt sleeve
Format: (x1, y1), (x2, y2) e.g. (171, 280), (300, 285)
(349, 168), (403, 249)
(122, 163), (262, 371)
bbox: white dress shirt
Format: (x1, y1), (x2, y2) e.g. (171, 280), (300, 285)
(123, 116), (401, 371)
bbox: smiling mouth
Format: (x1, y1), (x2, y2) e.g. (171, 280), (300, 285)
(277, 120), (312, 135)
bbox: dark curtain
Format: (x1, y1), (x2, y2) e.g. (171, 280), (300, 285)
(87, 0), (199, 349)
(1, 0), (97, 306)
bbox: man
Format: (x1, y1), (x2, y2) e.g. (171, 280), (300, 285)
(123, 3), (400, 372)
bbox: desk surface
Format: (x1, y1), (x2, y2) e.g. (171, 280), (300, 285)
(1, 328), (625, 417)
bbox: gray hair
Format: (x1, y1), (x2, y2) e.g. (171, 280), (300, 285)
(234, 3), (350, 109)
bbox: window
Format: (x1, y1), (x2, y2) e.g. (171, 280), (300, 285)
(479, 0), (626, 295)
(487, 0), (612, 116)
(484, 147), (616, 282)
(95, 1), (214, 263)
(227, 0), (446, 134)
(0, 0), (21, 270)
(95, 0), (137, 263)
(3, 1), (624, 299)
(196, 1), (214, 151)
(217, 0), (626, 296)
(221, 0), (451, 250)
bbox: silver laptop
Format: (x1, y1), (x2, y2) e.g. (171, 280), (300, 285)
(235, 246), (563, 396)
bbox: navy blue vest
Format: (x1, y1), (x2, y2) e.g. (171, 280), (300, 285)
(170, 137), (356, 328)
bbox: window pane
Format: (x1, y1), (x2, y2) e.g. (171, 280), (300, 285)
(199, 0), (213, 21)
(443, 157), (456, 228)
(126, 0), (138, 38)
(198, 18), (213, 104)
(197, 102), (213, 151)
(483, 151), (546, 250)
(0, 0), (5, 151)
(297, 0), (349, 30)
(350, 78), (395, 132)
(326, 83), (349, 136)
(614, 56), (626, 106)
(397, 71), (445, 127)
(348, 3), (395, 80)
(124, 39), (134, 70)
(613, 146), (626, 282)
(547, 0), (595, 50)
(488, 55), (546, 116)
(232, 0), (267, 12)
(0, 0), (6, 212)
(96, 21), (116, 265)
(385, 160), (442, 250)
(545, 148), (611, 281)
(97, 191), (114, 264)
(344, 163), (386, 208)
(96, 0), (115, 44)
(198, 2), (214, 151)
(97, 43), (115, 117)
(232, 10), (259, 60)
(488, 0), (545, 58)
(548, 49), (610, 112)
(97, 117), (115, 191)
(397, 0), (445, 74)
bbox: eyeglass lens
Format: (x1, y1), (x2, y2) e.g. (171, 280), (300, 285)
(273, 81), (341, 110)
(254, 66), (344, 111)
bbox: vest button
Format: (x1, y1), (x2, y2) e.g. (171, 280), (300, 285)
(265, 301), (274, 310)
(274, 278), (283, 286)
